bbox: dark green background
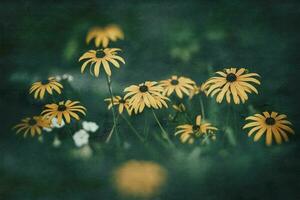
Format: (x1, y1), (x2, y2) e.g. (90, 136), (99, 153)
(1, 0), (300, 199)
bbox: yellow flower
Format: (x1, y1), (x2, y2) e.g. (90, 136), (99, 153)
(243, 111), (294, 146)
(113, 160), (167, 198)
(203, 68), (260, 104)
(105, 24), (124, 41)
(29, 77), (63, 99)
(160, 75), (195, 98)
(175, 115), (217, 144)
(13, 116), (51, 137)
(86, 25), (124, 47)
(79, 48), (125, 77)
(188, 83), (209, 99)
(41, 100), (86, 125)
(172, 103), (186, 112)
(104, 95), (132, 115)
(124, 81), (169, 114)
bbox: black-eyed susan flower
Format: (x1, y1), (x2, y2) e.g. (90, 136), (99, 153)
(124, 81), (169, 114)
(41, 100), (86, 125)
(172, 103), (186, 112)
(86, 25), (124, 47)
(13, 116), (51, 137)
(113, 160), (167, 198)
(175, 115), (217, 144)
(243, 111), (294, 146)
(79, 48), (125, 77)
(203, 67), (260, 104)
(104, 95), (132, 115)
(160, 75), (195, 98)
(29, 77), (63, 99)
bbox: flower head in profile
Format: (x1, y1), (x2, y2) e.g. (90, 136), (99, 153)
(82, 121), (99, 132)
(160, 75), (195, 98)
(29, 77), (63, 99)
(86, 24), (124, 47)
(41, 100), (86, 125)
(243, 111), (294, 146)
(73, 129), (90, 147)
(113, 160), (167, 198)
(124, 81), (169, 114)
(203, 68), (260, 104)
(172, 103), (186, 112)
(104, 95), (132, 115)
(175, 115), (217, 144)
(13, 116), (51, 137)
(79, 48), (125, 77)
(189, 83), (209, 99)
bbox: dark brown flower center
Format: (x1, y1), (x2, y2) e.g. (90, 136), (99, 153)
(96, 50), (106, 58)
(265, 117), (276, 125)
(57, 105), (67, 111)
(139, 85), (148, 93)
(41, 80), (49, 85)
(28, 119), (37, 126)
(119, 99), (126, 103)
(171, 79), (179, 85)
(226, 73), (237, 82)
(193, 125), (200, 131)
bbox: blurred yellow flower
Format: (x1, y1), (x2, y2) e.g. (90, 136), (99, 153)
(86, 24), (124, 47)
(188, 83), (209, 99)
(203, 68), (260, 104)
(160, 75), (195, 98)
(175, 115), (217, 144)
(124, 81), (169, 114)
(79, 48), (125, 77)
(113, 160), (167, 198)
(29, 77), (63, 99)
(104, 95), (132, 115)
(41, 100), (86, 125)
(172, 103), (186, 112)
(243, 111), (294, 146)
(13, 116), (51, 137)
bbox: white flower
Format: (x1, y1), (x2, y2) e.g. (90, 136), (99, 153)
(53, 136), (61, 148)
(82, 121), (99, 133)
(73, 129), (89, 147)
(62, 74), (74, 82)
(51, 117), (65, 128)
(43, 127), (53, 132)
(71, 145), (93, 159)
(55, 75), (62, 81)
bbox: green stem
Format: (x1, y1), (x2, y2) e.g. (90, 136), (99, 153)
(199, 95), (205, 119)
(151, 109), (174, 147)
(121, 114), (144, 142)
(105, 114), (120, 143)
(105, 75), (119, 143)
(225, 105), (236, 146)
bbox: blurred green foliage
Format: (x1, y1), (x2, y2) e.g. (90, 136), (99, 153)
(1, 0), (300, 199)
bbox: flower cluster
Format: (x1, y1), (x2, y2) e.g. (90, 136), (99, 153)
(13, 23), (295, 148)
